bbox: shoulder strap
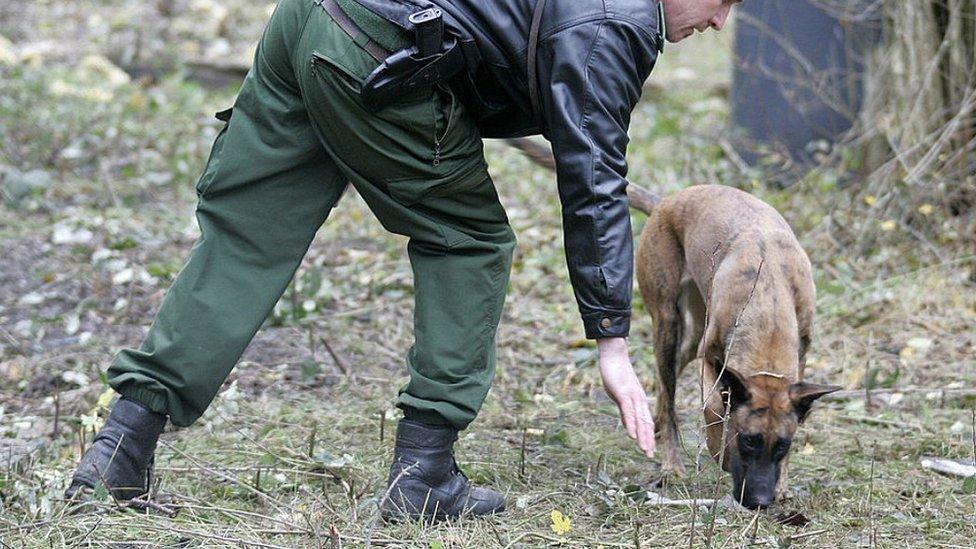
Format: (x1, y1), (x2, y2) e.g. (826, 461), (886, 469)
(352, 0), (424, 30)
(318, 0), (392, 61)
(528, 0), (549, 127)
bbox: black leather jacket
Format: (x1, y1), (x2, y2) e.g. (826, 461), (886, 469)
(371, 0), (664, 339)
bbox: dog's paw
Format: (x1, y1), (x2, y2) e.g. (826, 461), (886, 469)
(660, 457), (687, 477)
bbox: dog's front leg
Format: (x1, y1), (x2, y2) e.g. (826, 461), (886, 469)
(652, 305), (686, 476)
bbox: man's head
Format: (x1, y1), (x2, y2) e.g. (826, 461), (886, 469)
(662, 0), (741, 42)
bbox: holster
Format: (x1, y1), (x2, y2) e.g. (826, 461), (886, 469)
(361, 9), (467, 111)
(348, 0), (480, 112)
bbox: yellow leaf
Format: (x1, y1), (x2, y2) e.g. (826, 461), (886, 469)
(863, 195), (876, 206)
(801, 443), (815, 455)
(550, 509), (571, 535)
(127, 92), (147, 110)
(881, 220), (896, 232)
(96, 387), (117, 411)
(918, 203), (934, 216)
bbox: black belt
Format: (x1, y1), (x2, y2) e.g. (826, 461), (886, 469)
(316, 0), (392, 62)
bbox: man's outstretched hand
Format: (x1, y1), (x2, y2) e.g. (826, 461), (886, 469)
(597, 337), (656, 458)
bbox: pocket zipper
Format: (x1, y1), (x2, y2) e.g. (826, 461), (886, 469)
(432, 84), (457, 167)
(310, 52), (362, 93)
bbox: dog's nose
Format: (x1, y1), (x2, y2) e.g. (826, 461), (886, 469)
(744, 493), (774, 509)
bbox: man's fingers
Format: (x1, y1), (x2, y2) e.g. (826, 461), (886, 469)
(632, 399), (654, 457)
(627, 399), (643, 443)
(625, 413), (638, 439)
(637, 401), (656, 456)
(619, 402), (637, 439)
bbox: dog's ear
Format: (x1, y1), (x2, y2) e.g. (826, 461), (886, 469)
(708, 362), (751, 410)
(790, 382), (841, 422)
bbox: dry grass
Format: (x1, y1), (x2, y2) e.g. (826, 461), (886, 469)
(822, 0), (976, 257)
(2, 2), (975, 548)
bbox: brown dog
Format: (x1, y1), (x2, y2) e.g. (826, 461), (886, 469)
(633, 184), (840, 509)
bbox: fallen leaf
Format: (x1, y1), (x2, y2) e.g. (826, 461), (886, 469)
(550, 509), (571, 535)
(96, 388), (116, 411)
(0, 33), (17, 64)
(80, 55), (130, 88)
(906, 337), (933, 354)
(17, 292), (45, 306)
(52, 223), (94, 245)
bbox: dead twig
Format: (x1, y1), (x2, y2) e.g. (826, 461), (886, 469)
(363, 461), (418, 549)
(824, 387), (976, 401)
(789, 528), (829, 542)
(135, 521), (296, 549)
(320, 337), (351, 377)
(90, 434), (127, 511)
(868, 445), (877, 548)
(839, 414), (923, 432)
(124, 497), (178, 517)
(157, 440), (288, 513)
(920, 457), (976, 478)
(645, 492), (716, 507)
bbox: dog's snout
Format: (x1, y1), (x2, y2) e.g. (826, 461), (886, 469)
(743, 492), (774, 509)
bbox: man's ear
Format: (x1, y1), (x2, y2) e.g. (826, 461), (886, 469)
(790, 382), (841, 422)
(708, 361), (751, 410)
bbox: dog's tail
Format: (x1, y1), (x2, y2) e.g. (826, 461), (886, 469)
(625, 183), (661, 215)
(505, 137), (557, 171)
(505, 137), (662, 215)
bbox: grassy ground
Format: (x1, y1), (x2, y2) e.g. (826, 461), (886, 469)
(2, 2), (975, 547)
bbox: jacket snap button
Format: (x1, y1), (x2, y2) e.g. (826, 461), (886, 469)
(600, 318), (612, 329)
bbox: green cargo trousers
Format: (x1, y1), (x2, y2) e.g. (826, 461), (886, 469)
(107, 0), (516, 430)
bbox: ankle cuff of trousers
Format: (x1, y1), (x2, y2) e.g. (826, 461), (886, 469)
(115, 387), (170, 419)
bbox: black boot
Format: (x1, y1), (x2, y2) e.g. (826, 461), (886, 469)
(65, 396), (167, 501)
(382, 419), (505, 521)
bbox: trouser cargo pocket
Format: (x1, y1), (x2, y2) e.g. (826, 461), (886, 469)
(385, 159), (489, 207)
(194, 107), (234, 197)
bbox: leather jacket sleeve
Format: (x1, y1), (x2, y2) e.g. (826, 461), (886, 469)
(537, 18), (659, 339)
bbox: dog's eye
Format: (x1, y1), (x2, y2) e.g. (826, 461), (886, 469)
(739, 433), (763, 452)
(772, 438), (792, 459)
